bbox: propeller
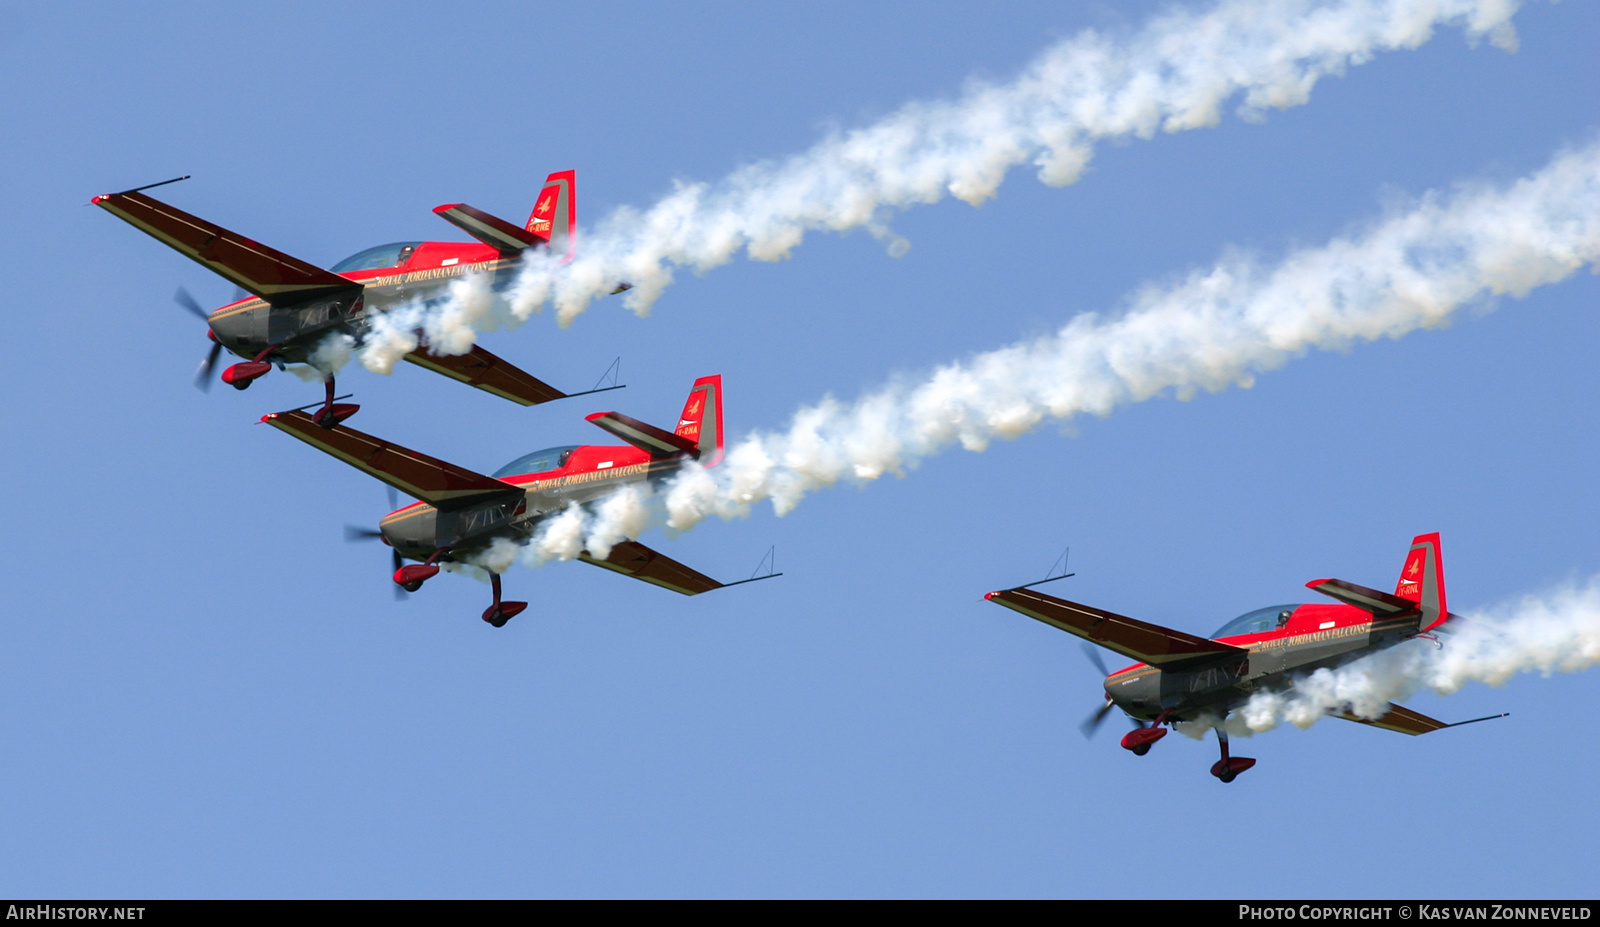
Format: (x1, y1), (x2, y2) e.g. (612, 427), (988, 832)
(345, 487), (408, 600)
(1080, 642), (1109, 676)
(1077, 643), (1116, 739)
(176, 287), (224, 391)
(1080, 699), (1115, 739)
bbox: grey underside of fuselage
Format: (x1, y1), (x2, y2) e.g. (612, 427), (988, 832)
(217, 264), (520, 364)
(385, 462), (675, 561)
(1108, 619), (1421, 722)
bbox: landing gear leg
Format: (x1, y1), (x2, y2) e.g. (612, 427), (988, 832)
(1209, 722), (1256, 783)
(482, 571), (528, 628)
(313, 374), (359, 429)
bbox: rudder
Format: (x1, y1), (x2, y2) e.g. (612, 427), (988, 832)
(526, 170), (576, 262)
(1395, 532), (1447, 632)
(675, 375), (724, 467)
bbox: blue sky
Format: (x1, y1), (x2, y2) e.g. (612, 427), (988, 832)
(1, 0), (1596, 898)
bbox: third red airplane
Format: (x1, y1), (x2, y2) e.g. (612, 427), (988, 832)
(985, 533), (1504, 782)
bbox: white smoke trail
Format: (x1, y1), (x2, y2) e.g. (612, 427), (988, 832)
(355, 0), (1526, 372)
(1176, 575), (1600, 739)
(356, 273), (508, 375)
(493, 137), (1598, 575)
(656, 139), (1600, 531)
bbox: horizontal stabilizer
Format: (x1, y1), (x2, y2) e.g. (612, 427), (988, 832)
(587, 411), (700, 458)
(93, 191), (358, 303)
(433, 203), (545, 252)
(1306, 578), (1421, 617)
(578, 540), (723, 596)
(403, 343), (565, 406)
(261, 410), (523, 508)
(984, 587), (1246, 667)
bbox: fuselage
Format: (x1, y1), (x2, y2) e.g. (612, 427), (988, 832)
(205, 240), (517, 365)
(1104, 602), (1424, 722)
(376, 442), (686, 563)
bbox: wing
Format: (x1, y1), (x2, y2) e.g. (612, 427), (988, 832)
(402, 343), (567, 406)
(1334, 703), (1447, 735)
(432, 203), (544, 253)
(93, 191), (359, 304)
(1306, 578), (1422, 618)
(578, 540), (723, 596)
(261, 410), (523, 508)
(984, 587), (1246, 667)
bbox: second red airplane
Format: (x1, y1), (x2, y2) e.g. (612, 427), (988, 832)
(264, 375), (775, 627)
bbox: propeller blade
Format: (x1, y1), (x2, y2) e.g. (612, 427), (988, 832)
(1080, 642), (1110, 678)
(392, 548), (408, 601)
(174, 286), (210, 322)
(386, 486), (399, 512)
(194, 340), (223, 392)
(1079, 699), (1115, 739)
(345, 525), (385, 542)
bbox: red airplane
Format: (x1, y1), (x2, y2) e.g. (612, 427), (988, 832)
(985, 533), (1505, 782)
(263, 374), (776, 626)
(94, 171), (625, 425)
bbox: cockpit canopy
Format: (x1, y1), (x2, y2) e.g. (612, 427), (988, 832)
(330, 242), (422, 273)
(1212, 604), (1300, 639)
(492, 446), (580, 479)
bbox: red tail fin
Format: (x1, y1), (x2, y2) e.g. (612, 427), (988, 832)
(674, 375), (724, 467)
(1395, 533), (1447, 632)
(526, 170), (575, 262)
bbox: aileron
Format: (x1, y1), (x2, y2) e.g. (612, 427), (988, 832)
(985, 587), (1246, 667)
(578, 540), (723, 596)
(402, 344), (566, 406)
(261, 409), (522, 508)
(93, 191), (357, 303)
(1334, 703), (1447, 736)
